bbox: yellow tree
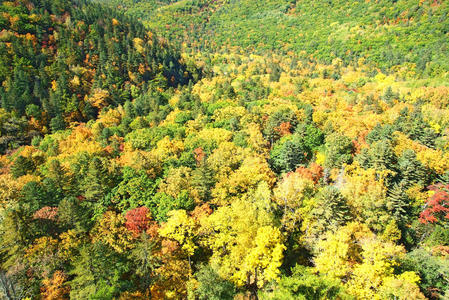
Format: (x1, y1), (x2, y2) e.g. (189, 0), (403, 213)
(118, 149), (162, 178)
(314, 222), (423, 299)
(314, 222), (371, 280)
(158, 166), (193, 199)
(237, 226), (286, 290)
(244, 123), (270, 156)
(207, 141), (246, 178)
(346, 237), (415, 299)
(59, 230), (84, 262)
(41, 271), (70, 300)
(340, 163), (393, 232)
(150, 136), (184, 162)
(200, 187), (285, 294)
(87, 88), (110, 110)
(91, 211), (134, 253)
(379, 272), (426, 300)
(212, 155), (275, 205)
(273, 172), (315, 232)
(159, 209), (197, 269)
(151, 240), (191, 299)
(25, 236), (60, 279)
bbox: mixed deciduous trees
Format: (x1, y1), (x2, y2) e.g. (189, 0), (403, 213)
(1, 1), (449, 298)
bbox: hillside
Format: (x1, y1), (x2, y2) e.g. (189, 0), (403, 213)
(1, 0), (449, 299)
(0, 0), (199, 152)
(103, 0), (449, 76)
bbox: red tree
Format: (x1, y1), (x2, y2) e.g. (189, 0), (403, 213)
(419, 184), (449, 225)
(193, 147), (206, 165)
(275, 122), (292, 137)
(33, 207), (58, 221)
(125, 207), (151, 235)
(295, 162), (323, 184)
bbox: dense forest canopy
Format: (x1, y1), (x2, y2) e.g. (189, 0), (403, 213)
(0, 0), (199, 152)
(99, 0), (449, 77)
(1, 0), (449, 299)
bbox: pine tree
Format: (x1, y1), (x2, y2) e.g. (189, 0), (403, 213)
(11, 155), (35, 178)
(398, 149), (426, 188)
(82, 158), (109, 202)
(438, 171), (449, 185)
(191, 162), (215, 202)
(386, 183), (410, 225)
(307, 186), (352, 243)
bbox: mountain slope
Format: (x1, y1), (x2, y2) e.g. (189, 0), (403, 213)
(0, 0), (198, 151)
(103, 0), (449, 76)
(1, 0), (449, 299)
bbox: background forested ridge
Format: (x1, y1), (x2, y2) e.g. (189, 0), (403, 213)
(0, 0), (449, 299)
(99, 0), (449, 76)
(0, 0), (199, 152)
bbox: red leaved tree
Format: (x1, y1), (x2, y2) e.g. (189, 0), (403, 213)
(125, 207), (151, 235)
(33, 207), (58, 221)
(275, 122), (292, 137)
(295, 162), (323, 184)
(419, 184), (449, 225)
(193, 147), (206, 165)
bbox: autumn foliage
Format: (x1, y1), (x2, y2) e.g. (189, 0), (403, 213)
(125, 206), (152, 235)
(1, 0), (449, 299)
(419, 184), (449, 225)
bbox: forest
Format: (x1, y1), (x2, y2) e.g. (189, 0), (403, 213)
(0, 0), (448, 299)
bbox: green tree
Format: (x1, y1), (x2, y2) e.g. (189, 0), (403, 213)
(128, 233), (159, 291)
(304, 186), (352, 246)
(191, 264), (236, 300)
(69, 243), (129, 300)
(108, 167), (158, 212)
(270, 134), (311, 174)
(263, 108), (298, 144)
(11, 155), (35, 178)
(397, 149), (426, 188)
(324, 133), (353, 169)
(401, 248), (449, 299)
(386, 183), (410, 225)
(191, 161), (215, 202)
(260, 265), (348, 300)
(81, 157), (115, 203)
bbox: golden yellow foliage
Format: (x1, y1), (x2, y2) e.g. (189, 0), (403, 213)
(25, 236), (59, 260)
(379, 272), (426, 300)
(346, 237), (406, 299)
(133, 37), (145, 54)
(207, 141), (247, 177)
(59, 230), (83, 262)
(315, 222), (372, 279)
(273, 172), (315, 232)
(96, 107), (124, 127)
(236, 226), (285, 288)
(158, 167), (192, 199)
(118, 150), (162, 178)
(160, 210), (197, 257)
(0, 173), (39, 208)
(212, 155), (275, 205)
(244, 123), (269, 155)
(91, 211), (134, 253)
(394, 132), (449, 174)
(70, 75), (80, 87)
(150, 137), (184, 162)
(88, 88), (110, 110)
(212, 105), (247, 124)
(57, 126), (103, 159)
(341, 163), (390, 224)
(200, 196), (283, 289)
(41, 271), (70, 300)
(196, 128), (233, 145)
